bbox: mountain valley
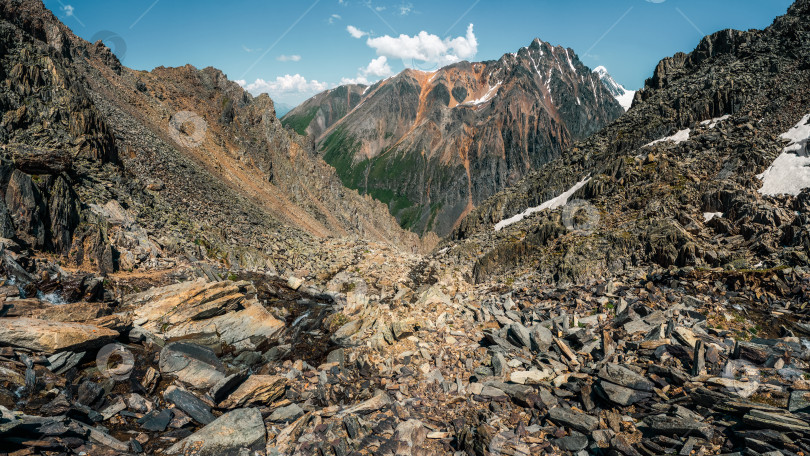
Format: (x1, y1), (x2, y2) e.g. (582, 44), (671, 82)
(0, 1), (809, 455)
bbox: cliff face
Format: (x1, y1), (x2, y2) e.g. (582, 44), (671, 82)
(291, 40), (624, 236)
(0, 0), (429, 276)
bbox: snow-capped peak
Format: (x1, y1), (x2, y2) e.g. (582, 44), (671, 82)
(594, 66), (635, 112)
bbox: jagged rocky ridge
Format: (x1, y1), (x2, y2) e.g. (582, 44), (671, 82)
(286, 41), (624, 236)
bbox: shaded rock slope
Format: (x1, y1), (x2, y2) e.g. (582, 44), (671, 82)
(0, 0), (428, 279)
(286, 41), (624, 236)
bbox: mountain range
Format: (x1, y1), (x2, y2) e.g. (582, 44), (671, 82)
(284, 40), (625, 236)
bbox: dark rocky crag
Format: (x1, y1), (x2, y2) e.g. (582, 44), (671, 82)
(452, 0), (810, 286)
(287, 41), (624, 236)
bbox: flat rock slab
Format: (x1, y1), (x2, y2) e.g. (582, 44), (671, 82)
(598, 364), (654, 392)
(548, 407), (599, 433)
(164, 385), (216, 425)
(269, 403), (304, 423)
(166, 408), (266, 456)
(598, 380), (653, 406)
(337, 392), (392, 418)
(218, 375), (287, 409)
(131, 280), (283, 350)
(0, 317), (118, 353)
(159, 342), (227, 389)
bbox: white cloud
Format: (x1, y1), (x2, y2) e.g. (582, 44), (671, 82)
(237, 74), (330, 97)
(242, 45), (262, 53)
(329, 14), (342, 24)
(366, 24), (477, 66)
(347, 25), (368, 39)
(340, 76), (369, 85)
(363, 56), (392, 77)
(340, 56), (393, 86)
(62, 4), (74, 16)
(398, 2), (413, 15)
(277, 54), (302, 62)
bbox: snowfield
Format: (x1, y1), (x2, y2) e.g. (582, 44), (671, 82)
(758, 114), (810, 196)
(703, 212), (723, 222)
(701, 115), (730, 129)
(645, 129), (691, 147)
(615, 90), (636, 112)
(495, 176), (591, 231)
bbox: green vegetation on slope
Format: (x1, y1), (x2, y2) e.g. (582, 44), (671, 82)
(281, 106), (319, 136)
(321, 128), (421, 229)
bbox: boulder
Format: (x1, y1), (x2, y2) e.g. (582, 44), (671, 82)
(218, 375), (287, 409)
(0, 318), (118, 353)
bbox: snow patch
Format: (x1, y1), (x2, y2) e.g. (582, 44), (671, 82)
(495, 176), (591, 232)
(758, 114), (810, 196)
(700, 115), (730, 129)
(614, 90), (635, 111)
(463, 82), (502, 106)
(645, 129), (691, 147)
(565, 49), (576, 72)
(703, 212), (723, 222)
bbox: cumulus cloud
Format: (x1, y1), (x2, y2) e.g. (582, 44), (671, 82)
(347, 25), (368, 39)
(277, 54), (302, 62)
(340, 56), (393, 86)
(62, 4), (75, 16)
(364, 56), (392, 77)
(236, 74), (329, 97)
(366, 24), (477, 66)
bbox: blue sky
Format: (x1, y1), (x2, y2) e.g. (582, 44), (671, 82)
(47, 0), (794, 107)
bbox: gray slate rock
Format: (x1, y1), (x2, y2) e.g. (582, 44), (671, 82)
(164, 385), (215, 425)
(598, 364), (654, 392)
(269, 403), (304, 423)
(159, 342), (227, 389)
(166, 408), (266, 456)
